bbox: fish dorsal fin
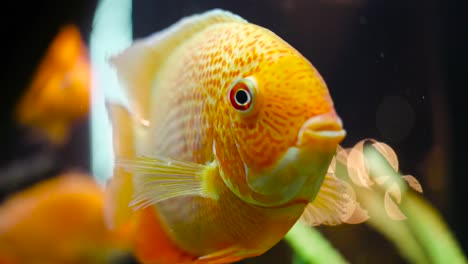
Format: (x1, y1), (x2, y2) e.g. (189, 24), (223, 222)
(110, 9), (247, 121)
(299, 173), (369, 226)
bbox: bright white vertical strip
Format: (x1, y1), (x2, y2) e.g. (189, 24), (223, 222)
(90, 0), (132, 185)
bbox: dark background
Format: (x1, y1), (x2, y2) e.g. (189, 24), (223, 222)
(0, 0), (466, 263)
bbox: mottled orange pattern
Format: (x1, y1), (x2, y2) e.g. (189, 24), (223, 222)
(148, 22), (335, 200)
(110, 10), (343, 264)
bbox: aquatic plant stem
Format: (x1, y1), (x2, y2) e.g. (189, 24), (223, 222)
(403, 192), (467, 264)
(284, 222), (348, 264)
(364, 146), (467, 264)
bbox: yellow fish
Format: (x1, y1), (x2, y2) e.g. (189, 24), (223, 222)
(0, 173), (131, 264)
(106, 9), (364, 264)
(15, 24), (90, 146)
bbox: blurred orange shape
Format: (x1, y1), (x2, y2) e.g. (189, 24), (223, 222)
(0, 173), (131, 264)
(15, 24), (91, 146)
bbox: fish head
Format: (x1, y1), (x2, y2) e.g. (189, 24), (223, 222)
(219, 46), (345, 207)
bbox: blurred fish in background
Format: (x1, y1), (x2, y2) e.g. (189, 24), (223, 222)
(14, 24), (90, 147)
(0, 25), (93, 209)
(0, 1), (96, 201)
(0, 172), (132, 264)
(0, 2), (134, 262)
(0, 0), (133, 262)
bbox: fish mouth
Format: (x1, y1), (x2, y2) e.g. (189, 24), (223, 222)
(243, 113), (345, 206)
(296, 113), (346, 148)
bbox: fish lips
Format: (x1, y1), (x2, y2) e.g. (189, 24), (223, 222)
(296, 113), (346, 149)
(244, 113), (346, 205)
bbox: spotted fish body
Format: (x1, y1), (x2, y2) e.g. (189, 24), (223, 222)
(108, 9), (361, 264)
(156, 27), (331, 161)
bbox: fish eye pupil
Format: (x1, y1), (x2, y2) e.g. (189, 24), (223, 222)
(229, 78), (255, 112)
(235, 89), (249, 105)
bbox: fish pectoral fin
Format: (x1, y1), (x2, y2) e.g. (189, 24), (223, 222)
(299, 173), (369, 226)
(116, 156), (220, 209)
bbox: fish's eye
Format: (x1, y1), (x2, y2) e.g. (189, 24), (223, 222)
(229, 78), (256, 112)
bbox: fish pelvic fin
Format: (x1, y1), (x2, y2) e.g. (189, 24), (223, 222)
(299, 172), (369, 226)
(109, 9), (247, 122)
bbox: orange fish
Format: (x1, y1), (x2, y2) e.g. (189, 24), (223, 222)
(0, 173), (131, 264)
(15, 24), (91, 146)
(106, 9), (365, 264)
